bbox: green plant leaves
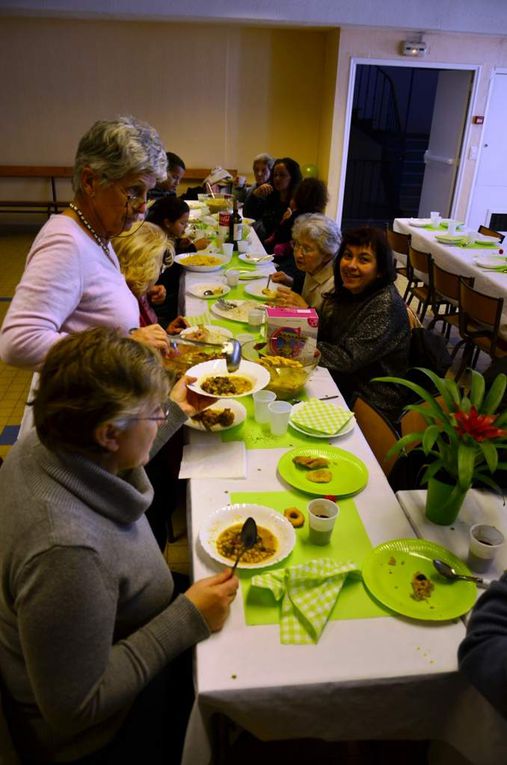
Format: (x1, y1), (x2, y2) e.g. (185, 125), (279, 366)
(483, 373), (507, 414)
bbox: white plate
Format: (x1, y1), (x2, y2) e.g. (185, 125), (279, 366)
(184, 399), (246, 432)
(180, 325), (233, 343)
(186, 358), (270, 398)
(474, 233), (501, 245)
(174, 253), (228, 272)
(186, 283), (231, 299)
(435, 234), (465, 244)
(475, 255), (507, 269)
(289, 403), (356, 439)
(199, 504), (296, 569)
(211, 299), (263, 322)
(238, 253), (274, 265)
(244, 282), (278, 300)
(238, 270), (266, 281)
(408, 218), (432, 227)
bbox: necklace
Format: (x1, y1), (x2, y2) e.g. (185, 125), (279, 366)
(69, 203), (110, 258)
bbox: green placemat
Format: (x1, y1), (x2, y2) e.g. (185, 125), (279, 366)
(229, 490), (389, 623)
(220, 394), (321, 449)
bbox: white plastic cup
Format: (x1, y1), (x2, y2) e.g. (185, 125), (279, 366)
(268, 400), (292, 435)
(237, 240), (249, 253)
(222, 243), (234, 259)
(307, 498), (339, 546)
(430, 211), (441, 226)
(252, 389), (276, 423)
(468, 524), (504, 572)
(225, 270), (239, 287)
(248, 308), (264, 331)
(447, 220), (458, 236)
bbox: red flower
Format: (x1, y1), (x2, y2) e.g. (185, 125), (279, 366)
(454, 407), (507, 442)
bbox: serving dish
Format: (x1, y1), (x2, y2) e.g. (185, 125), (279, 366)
(186, 358), (270, 398)
(174, 252), (228, 272)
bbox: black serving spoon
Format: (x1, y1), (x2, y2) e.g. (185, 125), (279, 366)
(231, 517), (258, 574)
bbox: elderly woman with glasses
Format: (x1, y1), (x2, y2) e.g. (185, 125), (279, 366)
(0, 327), (238, 764)
(271, 213), (340, 310)
(0, 117), (171, 370)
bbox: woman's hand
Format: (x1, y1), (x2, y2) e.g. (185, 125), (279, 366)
(185, 569), (239, 632)
(281, 207), (293, 223)
(147, 284), (166, 305)
(271, 271), (294, 288)
(194, 237), (211, 251)
(129, 324), (170, 355)
(166, 316), (189, 335)
(274, 285), (308, 308)
(169, 374), (217, 417)
(254, 183), (273, 198)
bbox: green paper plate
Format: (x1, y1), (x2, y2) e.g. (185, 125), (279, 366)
(362, 538), (476, 621)
(277, 446), (368, 496)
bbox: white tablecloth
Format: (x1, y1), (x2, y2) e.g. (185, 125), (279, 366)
(394, 218), (507, 338)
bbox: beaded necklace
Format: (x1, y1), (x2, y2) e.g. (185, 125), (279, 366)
(69, 203), (110, 258)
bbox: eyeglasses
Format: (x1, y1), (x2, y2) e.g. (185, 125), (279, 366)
(119, 185), (149, 211)
(129, 401), (172, 423)
(292, 241), (316, 256)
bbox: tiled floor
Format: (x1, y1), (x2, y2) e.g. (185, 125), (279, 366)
(0, 230), (35, 461)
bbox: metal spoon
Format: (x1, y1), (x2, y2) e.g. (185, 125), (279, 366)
(433, 559), (491, 588)
(169, 336), (241, 372)
(231, 517), (258, 574)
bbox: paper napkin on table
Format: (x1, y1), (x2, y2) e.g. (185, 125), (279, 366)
(179, 441), (246, 479)
(184, 311), (213, 326)
(291, 398), (353, 435)
(251, 559), (357, 644)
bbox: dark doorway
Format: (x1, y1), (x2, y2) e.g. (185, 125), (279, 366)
(341, 65), (439, 230)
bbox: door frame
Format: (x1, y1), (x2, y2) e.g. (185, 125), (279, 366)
(336, 57), (481, 226)
(466, 66), (507, 227)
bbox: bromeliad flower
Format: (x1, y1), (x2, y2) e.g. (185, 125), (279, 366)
(454, 407), (507, 442)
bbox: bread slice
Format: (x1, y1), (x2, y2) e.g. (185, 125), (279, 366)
(306, 469), (332, 483)
(293, 456), (330, 470)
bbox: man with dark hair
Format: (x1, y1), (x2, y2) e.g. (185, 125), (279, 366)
(149, 152), (186, 199)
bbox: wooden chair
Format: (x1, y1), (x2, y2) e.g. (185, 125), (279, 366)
(386, 228), (411, 292)
(404, 246), (433, 322)
(478, 224), (505, 244)
(427, 263), (474, 340)
(352, 397), (399, 477)
(454, 279), (507, 381)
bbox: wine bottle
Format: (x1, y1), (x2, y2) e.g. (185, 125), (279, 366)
(232, 197), (243, 250)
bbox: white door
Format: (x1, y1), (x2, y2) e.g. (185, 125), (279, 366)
(418, 70), (472, 218)
(467, 72), (507, 230)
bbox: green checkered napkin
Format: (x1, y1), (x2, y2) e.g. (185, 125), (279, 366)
(251, 559), (357, 644)
(291, 399), (353, 435)
(184, 311), (213, 326)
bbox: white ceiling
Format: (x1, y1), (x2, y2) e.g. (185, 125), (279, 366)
(0, 0), (506, 36)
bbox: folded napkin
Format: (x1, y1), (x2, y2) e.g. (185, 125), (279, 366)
(184, 311), (213, 326)
(179, 441), (246, 479)
(291, 398), (353, 435)
(251, 559), (357, 644)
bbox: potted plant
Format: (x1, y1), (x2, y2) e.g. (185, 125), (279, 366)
(375, 368), (507, 525)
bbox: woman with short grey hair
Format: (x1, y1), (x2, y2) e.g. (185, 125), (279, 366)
(0, 116), (170, 369)
(240, 152), (275, 213)
(271, 213), (341, 310)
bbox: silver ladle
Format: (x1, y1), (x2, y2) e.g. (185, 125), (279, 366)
(432, 559), (491, 588)
(168, 335), (242, 373)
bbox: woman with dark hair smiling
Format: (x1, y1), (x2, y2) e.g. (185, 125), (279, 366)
(317, 227), (411, 422)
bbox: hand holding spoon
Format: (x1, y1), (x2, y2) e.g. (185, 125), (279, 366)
(231, 517), (258, 574)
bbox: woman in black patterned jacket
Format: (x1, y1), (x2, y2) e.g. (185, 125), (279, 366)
(317, 227), (411, 423)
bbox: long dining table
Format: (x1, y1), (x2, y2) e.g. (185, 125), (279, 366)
(393, 217), (507, 338)
(177, 227), (505, 765)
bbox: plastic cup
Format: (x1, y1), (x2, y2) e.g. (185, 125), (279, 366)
(268, 400), (292, 435)
(252, 389), (276, 423)
(468, 524), (504, 572)
(248, 308), (264, 331)
(237, 240), (249, 253)
(222, 243), (234, 259)
(447, 220), (458, 236)
(307, 498), (339, 546)
(430, 211), (441, 226)
(225, 270), (239, 287)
